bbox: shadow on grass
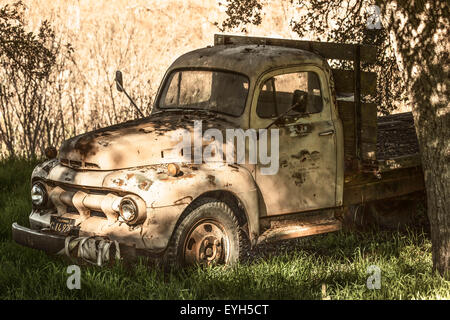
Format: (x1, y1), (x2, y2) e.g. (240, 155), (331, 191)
(0, 159), (446, 299)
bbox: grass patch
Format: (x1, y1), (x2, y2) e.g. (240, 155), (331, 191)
(0, 160), (449, 299)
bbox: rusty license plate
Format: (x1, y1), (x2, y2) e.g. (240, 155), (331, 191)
(50, 216), (75, 234)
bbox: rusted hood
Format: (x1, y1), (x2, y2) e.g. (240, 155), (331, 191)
(59, 111), (238, 170)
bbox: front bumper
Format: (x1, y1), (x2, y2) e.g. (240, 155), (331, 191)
(11, 222), (157, 260)
(12, 222), (65, 254)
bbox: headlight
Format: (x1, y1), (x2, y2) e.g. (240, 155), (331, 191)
(118, 195), (147, 225)
(119, 198), (137, 222)
(31, 183), (47, 207)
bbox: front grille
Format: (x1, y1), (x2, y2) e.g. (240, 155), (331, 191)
(90, 210), (107, 218)
(48, 184), (123, 222)
(60, 158), (100, 170)
(65, 206), (107, 219)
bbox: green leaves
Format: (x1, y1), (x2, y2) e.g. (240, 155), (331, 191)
(0, 2), (57, 79)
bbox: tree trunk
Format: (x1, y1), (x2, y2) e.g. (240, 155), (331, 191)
(378, 0), (449, 277)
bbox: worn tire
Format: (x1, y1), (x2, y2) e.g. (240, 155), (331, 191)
(164, 198), (247, 267)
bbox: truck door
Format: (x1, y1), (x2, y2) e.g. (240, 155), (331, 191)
(251, 66), (337, 215)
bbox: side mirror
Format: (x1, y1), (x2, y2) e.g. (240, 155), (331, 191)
(292, 90), (308, 114)
(115, 70), (124, 92)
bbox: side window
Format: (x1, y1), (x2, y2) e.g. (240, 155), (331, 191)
(256, 71), (323, 119)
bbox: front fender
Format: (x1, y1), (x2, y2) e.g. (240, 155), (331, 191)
(31, 159), (59, 181)
(38, 162), (260, 251)
(103, 162), (260, 245)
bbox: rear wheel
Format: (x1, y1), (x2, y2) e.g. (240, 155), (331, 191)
(164, 198), (247, 267)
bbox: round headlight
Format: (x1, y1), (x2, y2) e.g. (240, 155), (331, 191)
(119, 198), (137, 222)
(31, 183), (46, 207)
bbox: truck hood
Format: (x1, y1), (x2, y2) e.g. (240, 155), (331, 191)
(59, 111), (238, 170)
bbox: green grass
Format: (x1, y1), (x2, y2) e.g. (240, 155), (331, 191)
(0, 159), (449, 300)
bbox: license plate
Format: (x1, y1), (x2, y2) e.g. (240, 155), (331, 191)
(50, 216), (75, 234)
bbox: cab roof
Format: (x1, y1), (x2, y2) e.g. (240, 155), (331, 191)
(167, 44), (328, 79)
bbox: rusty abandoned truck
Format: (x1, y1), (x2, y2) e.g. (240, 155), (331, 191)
(12, 34), (424, 266)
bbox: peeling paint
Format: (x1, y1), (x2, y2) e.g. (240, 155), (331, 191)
(291, 150), (321, 162)
(292, 171), (307, 186)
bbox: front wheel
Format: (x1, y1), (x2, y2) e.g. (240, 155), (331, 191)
(164, 198), (247, 267)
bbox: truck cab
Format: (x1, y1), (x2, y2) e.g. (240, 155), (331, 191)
(153, 40), (344, 214)
(12, 35), (424, 267)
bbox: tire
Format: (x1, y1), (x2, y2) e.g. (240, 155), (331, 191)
(164, 198), (247, 267)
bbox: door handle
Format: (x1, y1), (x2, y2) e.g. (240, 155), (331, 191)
(318, 129), (335, 136)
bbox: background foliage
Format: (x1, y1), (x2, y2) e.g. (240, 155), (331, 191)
(218, 0), (407, 114)
(0, 0), (410, 158)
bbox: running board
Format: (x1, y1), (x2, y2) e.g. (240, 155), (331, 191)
(257, 219), (342, 244)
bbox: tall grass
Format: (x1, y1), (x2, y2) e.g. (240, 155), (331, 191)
(0, 158), (37, 240)
(0, 160), (448, 299)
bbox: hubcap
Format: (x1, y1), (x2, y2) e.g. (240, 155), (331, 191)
(183, 219), (229, 266)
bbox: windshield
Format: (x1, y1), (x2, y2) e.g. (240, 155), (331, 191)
(158, 70), (249, 117)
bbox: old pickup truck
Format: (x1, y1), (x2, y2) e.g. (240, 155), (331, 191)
(12, 34), (424, 267)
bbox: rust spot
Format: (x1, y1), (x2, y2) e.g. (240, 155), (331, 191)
(179, 173), (195, 179)
(138, 180), (152, 191)
(310, 151), (320, 161)
(126, 173), (135, 180)
(207, 174), (216, 186)
(138, 128), (152, 134)
(291, 149), (309, 160)
(292, 150), (320, 162)
(292, 171), (306, 186)
(113, 178), (124, 186)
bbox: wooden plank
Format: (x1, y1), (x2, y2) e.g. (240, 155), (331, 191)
(337, 101), (377, 160)
(361, 124), (377, 142)
(360, 100), (377, 160)
(361, 142), (376, 160)
(343, 168), (424, 205)
(214, 34), (378, 63)
(332, 69), (377, 95)
(338, 100), (356, 159)
(361, 103), (377, 126)
(354, 46), (362, 159)
(342, 123), (376, 143)
(378, 155), (422, 172)
(338, 101), (377, 126)
(342, 126), (376, 160)
(361, 98), (377, 161)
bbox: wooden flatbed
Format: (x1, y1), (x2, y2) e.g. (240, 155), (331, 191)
(343, 112), (424, 205)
